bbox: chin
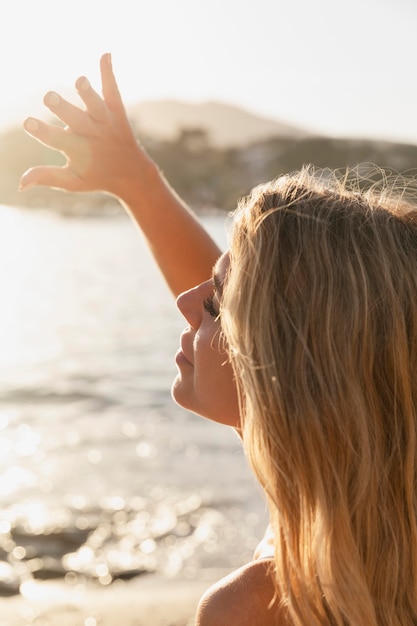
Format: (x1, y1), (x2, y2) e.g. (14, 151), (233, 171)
(171, 375), (240, 427)
(171, 376), (192, 411)
(171, 381), (202, 417)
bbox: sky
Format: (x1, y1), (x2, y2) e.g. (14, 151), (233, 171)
(2, 0), (417, 144)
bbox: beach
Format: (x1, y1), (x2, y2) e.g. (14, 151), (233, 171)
(0, 576), (222, 626)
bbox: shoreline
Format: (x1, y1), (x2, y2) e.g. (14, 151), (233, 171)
(0, 574), (224, 626)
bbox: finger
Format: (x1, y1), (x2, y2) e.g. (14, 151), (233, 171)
(43, 91), (92, 133)
(19, 165), (81, 192)
(23, 117), (79, 153)
(75, 76), (107, 122)
(100, 53), (126, 116)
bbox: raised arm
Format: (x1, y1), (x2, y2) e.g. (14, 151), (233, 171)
(19, 54), (221, 296)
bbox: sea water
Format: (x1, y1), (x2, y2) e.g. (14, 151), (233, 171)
(0, 205), (267, 596)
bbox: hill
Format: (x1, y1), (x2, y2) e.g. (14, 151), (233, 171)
(127, 100), (309, 147)
(2, 102), (417, 213)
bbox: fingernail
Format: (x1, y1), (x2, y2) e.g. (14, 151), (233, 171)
(23, 118), (39, 132)
(106, 52), (112, 65)
(78, 77), (90, 91)
(46, 91), (60, 106)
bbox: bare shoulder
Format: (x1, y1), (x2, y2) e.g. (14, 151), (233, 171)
(195, 559), (285, 626)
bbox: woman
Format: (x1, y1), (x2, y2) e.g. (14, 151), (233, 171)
(20, 55), (417, 625)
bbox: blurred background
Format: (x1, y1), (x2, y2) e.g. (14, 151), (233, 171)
(0, 0), (416, 624)
(1, 0), (417, 210)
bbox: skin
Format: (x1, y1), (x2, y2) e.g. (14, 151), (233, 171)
(20, 56), (279, 625)
(19, 54), (221, 297)
(195, 559), (280, 626)
(174, 254), (281, 624)
(173, 252), (240, 427)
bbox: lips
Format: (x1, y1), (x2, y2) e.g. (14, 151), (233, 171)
(176, 331), (193, 366)
(175, 348), (193, 367)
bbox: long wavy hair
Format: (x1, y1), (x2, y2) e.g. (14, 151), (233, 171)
(222, 166), (417, 625)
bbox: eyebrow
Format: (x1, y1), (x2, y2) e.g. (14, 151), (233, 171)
(212, 265), (224, 297)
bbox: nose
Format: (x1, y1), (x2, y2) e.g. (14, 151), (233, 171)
(176, 286), (202, 330)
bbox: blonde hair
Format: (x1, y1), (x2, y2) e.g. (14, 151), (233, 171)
(222, 166), (417, 625)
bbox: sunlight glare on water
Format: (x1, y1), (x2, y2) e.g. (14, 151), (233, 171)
(0, 207), (73, 372)
(0, 206), (268, 594)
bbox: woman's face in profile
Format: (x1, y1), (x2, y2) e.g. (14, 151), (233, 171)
(172, 253), (240, 427)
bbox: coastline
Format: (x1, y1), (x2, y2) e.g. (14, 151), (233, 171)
(0, 575), (222, 626)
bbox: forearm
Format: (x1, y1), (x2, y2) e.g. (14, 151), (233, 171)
(117, 159), (221, 296)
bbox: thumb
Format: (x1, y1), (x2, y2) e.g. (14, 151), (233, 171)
(19, 166), (81, 192)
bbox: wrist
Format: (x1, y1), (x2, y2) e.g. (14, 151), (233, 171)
(109, 148), (160, 206)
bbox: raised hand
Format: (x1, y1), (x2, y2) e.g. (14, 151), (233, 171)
(19, 53), (153, 200)
(19, 54), (222, 296)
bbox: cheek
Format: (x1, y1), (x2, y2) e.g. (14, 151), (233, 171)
(195, 327), (226, 375)
(195, 331), (240, 426)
